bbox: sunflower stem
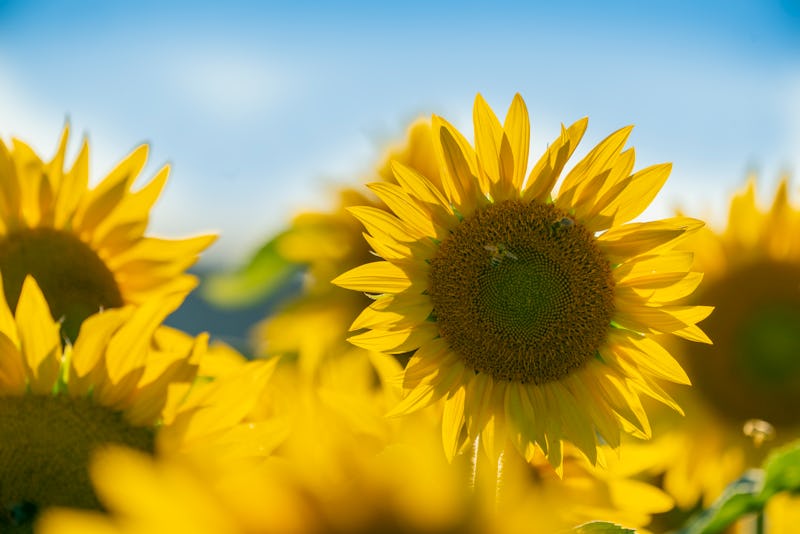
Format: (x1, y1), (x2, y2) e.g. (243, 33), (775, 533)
(755, 511), (765, 534)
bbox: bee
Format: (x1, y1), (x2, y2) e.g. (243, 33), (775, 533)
(551, 216), (574, 230)
(485, 243), (518, 266)
(550, 216), (575, 237)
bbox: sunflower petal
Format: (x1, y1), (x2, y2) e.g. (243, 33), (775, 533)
(442, 386), (467, 462)
(16, 276), (62, 394)
(332, 261), (414, 293)
(523, 117), (588, 202)
(504, 94), (530, 190)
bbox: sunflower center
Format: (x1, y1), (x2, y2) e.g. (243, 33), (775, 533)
(0, 394), (153, 533)
(428, 200), (615, 384)
(0, 228), (123, 342)
(686, 260), (800, 425)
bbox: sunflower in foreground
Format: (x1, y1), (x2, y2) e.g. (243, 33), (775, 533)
(0, 276), (202, 532)
(636, 178), (800, 509)
(38, 403), (489, 534)
(0, 127), (215, 340)
(334, 94), (712, 467)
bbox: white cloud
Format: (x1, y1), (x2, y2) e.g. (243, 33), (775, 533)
(162, 50), (285, 121)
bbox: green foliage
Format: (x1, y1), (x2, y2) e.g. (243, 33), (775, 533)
(573, 522), (635, 533)
(202, 232), (302, 308)
(680, 441), (800, 534)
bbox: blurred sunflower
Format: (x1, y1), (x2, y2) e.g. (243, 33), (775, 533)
(156, 343), (287, 468)
(248, 119), (439, 374)
(496, 445), (673, 533)
(37, 402), (489, 534)
(639, 178), (800, 509)
(0, 276), (203, 532)
(0, 127), (215, 340)
(334, 93), (712, 468)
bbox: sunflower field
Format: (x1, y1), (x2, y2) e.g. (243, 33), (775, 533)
(1, 3), (799, 533)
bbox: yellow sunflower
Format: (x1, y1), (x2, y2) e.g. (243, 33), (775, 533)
(496, 444), (673, 533)
(333, 93), (712, 468)
(0, 275), (203, 532)
(0, 127), (215, 340)
(35, 403), (674, 534)
(638, 177), (800, 509)
(37, 419), (490, 534)
(156, 344), (287, 469)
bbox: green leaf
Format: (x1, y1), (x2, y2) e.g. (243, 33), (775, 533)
(761, 441), (800, 498)
(680, 470), (763, 534)
(202, 232), (303, 308)
(573, 522), (635, 533)
(680, 440), (800, 534)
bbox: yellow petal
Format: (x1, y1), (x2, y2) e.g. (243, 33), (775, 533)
(523, 117), (588, 203)
(68, 307), (130, 396)
(402, 337), (458, 389)
(610, 331), (691, 385)
(16, 276), (62, 394)
(0, 332), (26, 394)
(442, 386), (467, 462)
(617, 271), (704, 304)
(0, 138), (21, 226)
(434, 119), (481, 217)
(332, 261), (416, 293)
(351, 292), (433, 331)
(473, 93), (505, 189)
(348, 322), (439, 354)
(614, 250), (695, 280)
(503, 94), (530, 190)
(348, 205), (423, 243)
(550, 380), (597, 464)
(90, 165), (170, 249)
(583, 162), (672, 231)
(391, 160), (454, 226)
(597, 217), (704, 263)
(104, 291), (186, 385)
(73, 144), (148, 234)
(557, 125), (633, 208)
(53, 135), (90, 228)
(368, 182), (444, 239)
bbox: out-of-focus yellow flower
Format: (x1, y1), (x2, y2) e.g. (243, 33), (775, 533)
(253, 119), (438, 375)
(765, 492), (800, 534)
(497, 445), (673, 533)
(156, 344), (285, 470)
(0, 276), (202, 531)
(0, 127), (215, 340)
(636, 178), (800, 509)
(333, 93), (711, 469)
(37, 406), (490, 534)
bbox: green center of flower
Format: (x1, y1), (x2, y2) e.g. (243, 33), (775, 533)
(688, 260), (800, 426)
(0, 394), (153, 533)
(428, 200), (615, 384)
(0, 228), (124, 342)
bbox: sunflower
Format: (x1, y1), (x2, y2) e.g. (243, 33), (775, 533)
(252, 119), (440, 371)
(0, 127), (215, 340)
(496, 444), (673, 533)
(38, 358), (490, 534)
(37, 418), (490, 534)
(0, 275), (202, 532)
(156, 343), (287, 469)
(637, 178), (800, 509)
(333, 94), (712, 468)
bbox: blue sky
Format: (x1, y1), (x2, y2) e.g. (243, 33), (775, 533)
(1, 1), (798, 266)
